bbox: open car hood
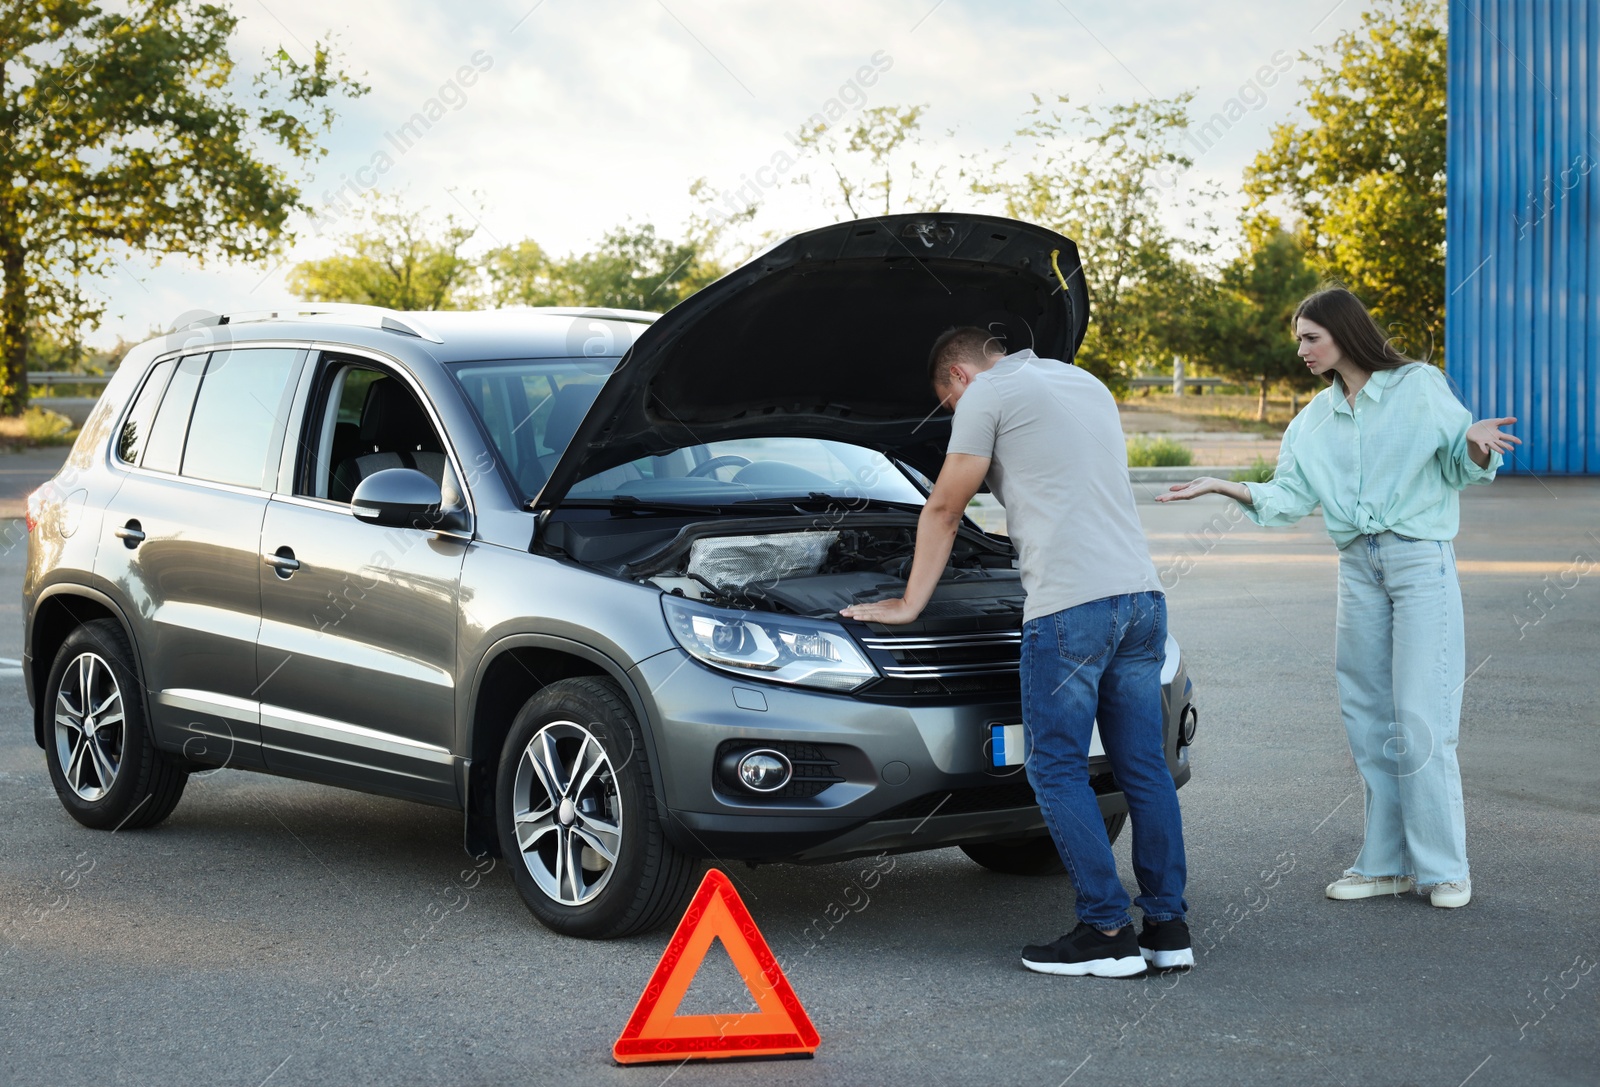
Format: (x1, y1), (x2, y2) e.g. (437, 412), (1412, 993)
(533, 213), (1089, 511)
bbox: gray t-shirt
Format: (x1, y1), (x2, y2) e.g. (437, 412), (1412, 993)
(946, 349), (1161, 623)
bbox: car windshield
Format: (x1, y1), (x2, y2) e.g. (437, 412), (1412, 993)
(451, 357), (617, 498)
(450, 358), (926, 507)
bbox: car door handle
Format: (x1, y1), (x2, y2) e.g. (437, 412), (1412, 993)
(114, 521), (145, 548)
(264, 547), (300, 577)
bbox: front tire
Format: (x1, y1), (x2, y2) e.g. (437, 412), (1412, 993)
(961, 814), (1127, 876)
(494, 677), (698, 938)
(44, 619), (187, 830)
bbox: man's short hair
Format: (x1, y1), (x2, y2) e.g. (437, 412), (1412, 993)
(928, 326), (1005, 387)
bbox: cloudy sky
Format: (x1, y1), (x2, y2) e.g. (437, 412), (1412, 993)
(84, 0), (1367, 346)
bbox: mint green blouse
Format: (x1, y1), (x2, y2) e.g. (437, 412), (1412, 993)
(1243, 364), (1501, 547)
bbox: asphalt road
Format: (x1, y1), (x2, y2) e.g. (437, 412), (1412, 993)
(0, 447), (72, 519)
(1, 477), (1596, 1087)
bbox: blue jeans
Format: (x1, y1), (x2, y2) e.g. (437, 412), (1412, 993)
(1336, 532), (1469, 885)
(1021, 592), (1187, 931)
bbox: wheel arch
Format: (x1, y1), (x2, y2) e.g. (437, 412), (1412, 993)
(461, 635), (666, 859)
(29, 586), (145, 749)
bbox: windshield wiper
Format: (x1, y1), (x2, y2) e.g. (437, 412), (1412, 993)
(730, 493), (925, 514)
(559, 496), (737, 515)
(556, 494), (926, 517)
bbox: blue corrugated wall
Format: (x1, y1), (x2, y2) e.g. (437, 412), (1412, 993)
(1447, 0), (1597, 474)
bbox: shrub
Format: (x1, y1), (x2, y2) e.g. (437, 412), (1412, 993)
(1126, 436), (1194, 468)
(24, 407), (75, 443)
(0, 406), (78, 447)
(1231, 457), (1276, 483)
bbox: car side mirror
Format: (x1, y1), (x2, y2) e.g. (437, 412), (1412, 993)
(349, 468), (469, 534)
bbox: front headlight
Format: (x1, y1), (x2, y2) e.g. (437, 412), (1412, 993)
(662, 596), (877, 692)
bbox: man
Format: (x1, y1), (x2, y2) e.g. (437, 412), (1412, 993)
(841, 327), (1190, 978)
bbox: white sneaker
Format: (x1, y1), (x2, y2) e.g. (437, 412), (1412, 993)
(1428, 879), (1472, 908)
(1325, 872), (1415, 900)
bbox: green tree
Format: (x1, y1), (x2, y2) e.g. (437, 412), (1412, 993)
(1198, 230), (1321, 420)
(683, 175), (759, 274)
(25, 323), (133, 374)
(555, 223), (714, 311)
(979, 94), (1203, 388)
(289, 195), (477, 310)
(478, 221), (731, 314)
(789, 104), (948, 218)
(482, 175), (750, 312)
(1244, 0), (1446, 359)
(480, 239), (576, 308)
(1128, 253), (1221, 381)
(1, 0), (366, 413)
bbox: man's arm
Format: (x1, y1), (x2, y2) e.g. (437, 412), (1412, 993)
(839, 453), (992, 625)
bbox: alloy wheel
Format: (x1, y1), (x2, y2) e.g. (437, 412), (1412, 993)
(511, 720), (624, 906)
(54, 652), (125, 802)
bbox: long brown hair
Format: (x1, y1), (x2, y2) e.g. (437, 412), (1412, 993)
(1293, 288), (1415, 384)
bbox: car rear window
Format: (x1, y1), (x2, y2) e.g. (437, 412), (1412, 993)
(181, 348), (300, 488)
(116, 359), (175, 465)
(139, 354), (206, 474)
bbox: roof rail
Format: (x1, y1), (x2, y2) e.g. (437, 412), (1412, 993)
(522, 306), (661, 324)
(173, 304), (444, 343)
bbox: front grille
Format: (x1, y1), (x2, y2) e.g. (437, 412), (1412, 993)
(714, 740), (845, 799)
(858, 627), (1022, 698)
(860, 630), (1022, 677)
(874, 772), (1120, 822)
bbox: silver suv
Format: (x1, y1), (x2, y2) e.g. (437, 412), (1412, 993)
(23, 214), (1196, 938)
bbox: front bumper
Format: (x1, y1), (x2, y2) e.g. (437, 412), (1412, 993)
(630, 649), (1194, 864)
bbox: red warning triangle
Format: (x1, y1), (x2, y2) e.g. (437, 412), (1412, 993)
(613, 868), (820, 1064)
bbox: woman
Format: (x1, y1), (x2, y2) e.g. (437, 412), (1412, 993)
(1158, 288), (1519, 909)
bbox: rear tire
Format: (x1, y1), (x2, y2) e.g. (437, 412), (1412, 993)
(961, 814), (1127, 876)
(44, 619), (187, 830)
(494, 677), (699, 938)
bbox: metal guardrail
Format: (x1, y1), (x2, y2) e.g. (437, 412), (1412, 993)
(1127, 376), (1225, 389)
(25, 374), (107, 427)
(27, 372), (112, 386)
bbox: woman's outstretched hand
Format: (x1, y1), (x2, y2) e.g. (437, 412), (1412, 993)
(1155, 477), (1251, 504)
(1466, 416), (1521, 459)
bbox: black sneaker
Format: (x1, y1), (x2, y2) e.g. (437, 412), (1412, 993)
(1021, 922), (1147, 978)
(1137, 918), (1194, 969)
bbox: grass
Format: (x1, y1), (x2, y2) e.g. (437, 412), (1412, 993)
(0, 407), (78, 449)
(1125, 436), (1194, 468)
(1230, 457), (1276, 484)
(1120, 391), (1303, 434)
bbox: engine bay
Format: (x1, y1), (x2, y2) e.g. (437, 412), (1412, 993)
(626, 517), (1026, 619)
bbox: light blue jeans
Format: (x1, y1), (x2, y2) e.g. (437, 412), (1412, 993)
(1336, 531), (1469, 885)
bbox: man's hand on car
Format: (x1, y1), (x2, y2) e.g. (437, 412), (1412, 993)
(840, 452), (990, 626)
(839, 596), (925, 624)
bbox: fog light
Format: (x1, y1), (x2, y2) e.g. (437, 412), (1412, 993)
(1180, 704), (1198, 746)
(736, 749), (792, 793)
